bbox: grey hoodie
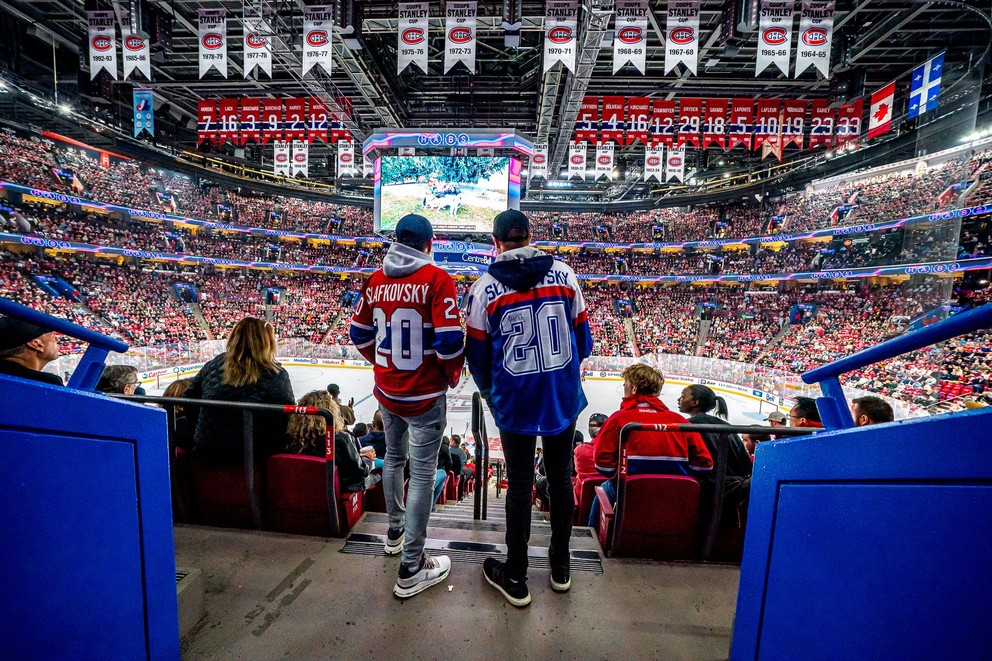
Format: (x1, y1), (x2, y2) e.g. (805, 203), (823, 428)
(383, 242), (433, 278)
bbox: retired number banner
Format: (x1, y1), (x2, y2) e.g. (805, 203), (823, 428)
(781, 99), (807, 149)
(218, 98), (240, 144)
(198, 9), (227, 78)
(728, 98), (754, 150)
(835, 99), (863, 149)
(197, 100), (218, 145)
(753, 98), (781, 151)
(398, 2), (429, 74)
(796, 1), (834, 78)
(677, 98), (702, 148)
(600, 96), (626, 145)
(613, 0), (648, 74)
(702, 99), (729, 150)
(626, 97), (651, 146)
(307, 97), (329, 143)
(303, 5), (334, 77)
(649, 99), (677, 148)
(568, 143), (587, 180)
(240, 98), (261, 144)
(808, 99), (835, 149)
(88, 11), (117, 80)
(531, 144), (549, 179)
(262, 98), (283, 143)
(544, 0), (578, 73)
(575, 96), (599, 144)
(756, 0), (795, 76)
(284, 98), (307, 142)
(444, 1), (477, 74)
(665, 0), (700, 75)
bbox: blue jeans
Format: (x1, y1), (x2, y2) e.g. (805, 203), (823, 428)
(588, 479), (616, 527)
(432, 469), (447, 509)
(379, 397), (446, 570)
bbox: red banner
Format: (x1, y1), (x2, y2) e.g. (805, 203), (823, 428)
(307, 97), (328, 143)
(600, 96), (626, 145)
(649, 99), (676, 148)
(282, 98), (305, 142)
(197, 100), (218, 145)
(676, 98), (702, 148)
(728, 98), (754, 150)
(625, 97), (651, 146)
(753, 99), (781, 151)
(781, 100), (807, 149)
(261, 98), (283, 144)
(808, 99), (835, 149)
(217, 98), (240, 144)
(240, 98), (261, 144)
(575, 96), (599, 144)
(702, 98), (729, 150)
(335, 97), (354, 144)
(835, 99), (864, 150)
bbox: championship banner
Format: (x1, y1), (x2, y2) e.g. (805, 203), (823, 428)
(284, 98), (307, 142)
(544, 0), (578, 74)
(198, 9), (228, 78)
(218, 98), (240, 144)
(363, 154), (374, 178)
(753, 98), (781, 151)
(273, 142), (291, 176)
(575, 96), (599, 144)
(398, 2), (429, 74)
(261, 98), (284, 143)
(664, 0), (700, 75)
(781, 99), (807, 149)
(626, 97), (651, 146)
(795, 1), (834, 78)
(649, 99), (677, 148)
(398, 147), (416, 157)
(835, 99), (863, 150)
(133, 89), (154, 138)
(88, 11), (118, 80)
(702, 98), (729, 150)
(728, 98), (754, 150)
(197, 100), (218, 145)
(303, 5), (334, 77)
(121, 12), (151, 80)
(808, 99), (835, 149)
(444, 1), (477, 74)
(243, 5), (273, 78)
(613, 0), (648, 74)
(676, 98), (702, 148)
(644, 148), (664, 182)
(868, 82), (895, 140)
(756, 0), (796, 76)
(292, 140), (309, 178)
(568, 143), (587, 180)
(666, 145), (686, 183)
(600, 96), (626, 145)
(595, 143), (615, 180)
(307, 97), (329, 143)
(337, 142), (356, 177)
(240, 98), (262, 144)
(531, 144), (549, 179)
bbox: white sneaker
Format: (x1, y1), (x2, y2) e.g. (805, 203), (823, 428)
(393, 554), (451, 599)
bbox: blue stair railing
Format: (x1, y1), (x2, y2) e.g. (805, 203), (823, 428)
(803, 302), (992, 429)
(0, 296), (129, 390)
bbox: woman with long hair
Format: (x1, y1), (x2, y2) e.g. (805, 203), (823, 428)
(186, 317), (295, 466)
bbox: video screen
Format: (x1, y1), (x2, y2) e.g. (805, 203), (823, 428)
(375, 156), (517, 234)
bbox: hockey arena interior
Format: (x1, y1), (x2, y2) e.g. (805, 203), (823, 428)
(1, 0), (991, 658)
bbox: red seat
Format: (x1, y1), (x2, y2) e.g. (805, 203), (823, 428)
(364, 480), (387, 513)
(266, 454), (363, 536)
(437, 473), (448, 506)
(574, 476), (606, 525)
(596, 474), (701, 560)
(445, 471), (460, 502)
(189, 460), (261, 529)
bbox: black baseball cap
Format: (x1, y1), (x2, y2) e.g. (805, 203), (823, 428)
(589, 413), (608, 425)
(0, 316), (50, 352)
(395, 213), (434, 247)
(326, 383), (340, 397)
(492, 209), (530, 242)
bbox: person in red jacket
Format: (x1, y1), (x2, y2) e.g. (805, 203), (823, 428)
(589, 364), (713, 525)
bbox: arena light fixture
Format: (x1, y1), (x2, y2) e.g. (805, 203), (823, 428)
(59, 104), (72, 116)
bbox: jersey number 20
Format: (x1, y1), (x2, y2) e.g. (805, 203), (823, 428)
(501, 302), (572, 376)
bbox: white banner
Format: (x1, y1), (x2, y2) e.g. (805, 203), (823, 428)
(477, 147), (495, 157)
(303, 5), (334, 77)
(198, 9), (228, 78)
(795, 1), (834, 78)
(644, 148), (664, 182)
(531, 144), (549, 179)
(120, 12), (151, 80)
(274, 142), (291, 176)
(595, 143), (615, 180)
(398, 2), (429, 74)
(292, 140), (309, 178)
(337, 142), (355, 177)
(444, 1), (477, 74)
(613, 0), (648, 74)
(568, 143), (587, 180)
(88, 11), (118, 80)
(666, 145), (686, 182)
(363, 154), (374, 178)
(544, 0), (578, 73)
(243, 5), (273, 78)
(664, 0), (700, 75)
(756, 0), (796, 76)
(398, 147), (416, 157)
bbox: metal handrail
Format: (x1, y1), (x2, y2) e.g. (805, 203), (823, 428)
(802, 302), (992, 429)
(0, 296), (129, 390)
(471, 392), (489, 521)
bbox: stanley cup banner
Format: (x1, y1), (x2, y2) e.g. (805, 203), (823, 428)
(613, 0), (648, 74)
(665, 0), (700, 76)
(88, 11), (118, 80)
(544, 0), (578, 74)
(243, 4), (273, 78)
(644, 148), (664, 182)
(337, 142), (355, 177)
(273, 142), (291, 176)
(198, 9), (228, 78)
(363, 153), (374, 178)
(303, 5), (334, 77)
(120, 12), (151, 80)
(133, 89), (154, 138)
(398, 2), (429, 74)
(444, 1), (477, 74)
(531, 144), (549, 179)
(568, 143), (587, 180)
(795, 1), (834, 78)
(292, 140), (309, 178)
(594, 143), (615, 180)
(666, 144), (686, 182)
(756, 0), (796, 76)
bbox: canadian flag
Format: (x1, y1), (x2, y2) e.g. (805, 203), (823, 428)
(868, 82), (896, 140)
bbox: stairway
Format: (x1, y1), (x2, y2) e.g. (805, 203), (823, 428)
(756, 323), (793, 362)
(187, 302), (214, 340)
(321, 312), (344, 343)
(696, 319), (712, 352)
(623, 317), (638, 356)
(264, 304), (275, 324)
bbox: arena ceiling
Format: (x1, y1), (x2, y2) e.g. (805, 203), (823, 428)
(0, 0), (990, 205)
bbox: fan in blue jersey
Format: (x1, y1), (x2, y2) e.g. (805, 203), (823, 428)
(465, 209), (593, 607)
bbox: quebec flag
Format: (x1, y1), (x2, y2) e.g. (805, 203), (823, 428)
(908, 53), (943, 119)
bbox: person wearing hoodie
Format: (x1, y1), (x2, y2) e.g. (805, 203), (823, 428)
(465, 209), (593, 608)
(349, 214), (465, 600)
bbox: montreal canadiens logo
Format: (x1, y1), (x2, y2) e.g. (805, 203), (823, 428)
(548, 27), (572, 43)
(570, 154), (584, 165)
(91, 36), (112, 52)
(202, 33), (223, 50)
(246, 32), (267, 49)
(124, 36), (144, 51)
(597, 156), (611, 165)
(669, 27), (694, 44)
(646, 156), (661, 167)
(802, 28), (827, 46)
(617, 27), (643, 44)
(449, 28), (472, 44)
(762, 27), (787, 46)
(669, 157), (683, 166)
(307, 30), (328, 47)
(340, 153), (353, 163)
(402, 28), (425, 44)
(532, 154), (546, 164)
(294, 153), (306, 162)
(275, 153), (288, 163)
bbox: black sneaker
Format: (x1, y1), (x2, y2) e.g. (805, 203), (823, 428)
(384, 527), (404, 556)
(549, 547), (570, 592)
(483, 557), (531, 607)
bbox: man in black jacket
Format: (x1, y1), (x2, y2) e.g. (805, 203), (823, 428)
(0, 317), (63, 386)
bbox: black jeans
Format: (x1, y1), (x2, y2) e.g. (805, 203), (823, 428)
(501, 424), (576, 581)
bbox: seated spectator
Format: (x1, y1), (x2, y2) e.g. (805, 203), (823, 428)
(850, 395), (895, 426)
(284, 390), (379, 493)
(573, 413), (607, 503)
(789, 396), (823, 429)
(185, 317), (296, 465)
(449, 435), (467, 482)
(360, 410), (387, 469)
(162, 377), (194, 451)
(352, 422), (369, 440)
(742, 411), (787, 455)
(0, 317), (63, 385)
(435, 437), (452, 509)
(96, 364), (140, 395)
